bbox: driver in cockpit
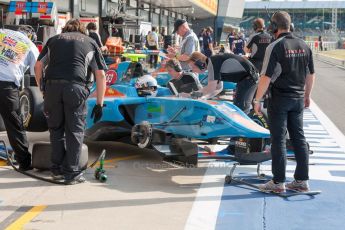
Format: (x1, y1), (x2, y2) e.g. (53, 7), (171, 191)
(133, 62), (158, 97)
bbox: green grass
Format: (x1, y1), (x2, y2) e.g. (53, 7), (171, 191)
(320, 50), (345, 60)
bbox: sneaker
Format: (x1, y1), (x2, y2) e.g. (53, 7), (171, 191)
(286, 180), (310, 192)
(258, 180), (286, 193)
(64, 173), (86, 185)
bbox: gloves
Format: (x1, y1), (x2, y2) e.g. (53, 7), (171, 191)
(91, 104), (103, 123)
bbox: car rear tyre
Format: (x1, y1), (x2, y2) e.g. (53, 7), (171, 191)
(20, 87), (47, 132)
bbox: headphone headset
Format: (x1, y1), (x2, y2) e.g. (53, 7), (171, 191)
(270, 11), (294, 34)
(192, 59), (206, 71)
(252, 21), (258, 31)
(270, 11), (279, 34)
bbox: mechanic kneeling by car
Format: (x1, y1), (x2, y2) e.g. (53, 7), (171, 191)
(165, 59), (203, 95)
(187, 51), (259, 114)
(34, 19), (107, 185)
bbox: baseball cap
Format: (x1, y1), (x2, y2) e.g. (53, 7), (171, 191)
(173, 19), (187, 33)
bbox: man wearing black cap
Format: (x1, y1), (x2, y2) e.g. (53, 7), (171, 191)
(167, 19), (200, 71)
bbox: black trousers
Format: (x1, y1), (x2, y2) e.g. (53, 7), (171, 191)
(268, 95), (309, 183)
(0, 81), (31, 166)
(249, 59), (263, 74)
(148, 45), (158, 68)
(234, 77), (258, 114)
(44, 81), (89, 179)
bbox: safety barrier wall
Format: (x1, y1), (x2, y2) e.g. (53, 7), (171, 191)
(305, 41), (338, 52)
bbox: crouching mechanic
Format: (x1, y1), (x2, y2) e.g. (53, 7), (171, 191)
(0, 26), (39, 171)
(165, 59), (202, 95)
(187, 52), (259, 114)
(34, 19), (107, 184)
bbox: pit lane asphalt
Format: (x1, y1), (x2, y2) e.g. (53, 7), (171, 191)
(0, 60), (345, 230)
(311, 60), (345, 133)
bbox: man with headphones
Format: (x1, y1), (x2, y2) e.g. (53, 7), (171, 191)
(244, 18), (273, 72)
(165, 59), (202, 95)
(253, 11), (315, 193)
(187, 51), (259, 114)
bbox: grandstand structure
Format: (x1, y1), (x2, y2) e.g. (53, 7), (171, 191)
(241, 1), (345, 40)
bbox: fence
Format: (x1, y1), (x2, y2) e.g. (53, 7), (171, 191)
(305, 41), (338, 52)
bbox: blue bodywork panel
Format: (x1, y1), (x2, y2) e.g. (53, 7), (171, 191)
(86, 84), (269, 140)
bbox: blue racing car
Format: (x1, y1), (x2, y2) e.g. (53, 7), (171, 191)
(85, 64), (271, 166)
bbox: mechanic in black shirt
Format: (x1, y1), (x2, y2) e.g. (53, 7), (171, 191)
(86, 22), (108, 52)
(34, 19), (107, 185)
(187, 51), (259, 114)
(244, 18), (272, 72)
(253, 11), (315, 193)
(165, 59), (202, 95)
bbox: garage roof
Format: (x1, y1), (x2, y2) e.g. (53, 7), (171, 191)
(245, 1), (345, 9)
(141, 0), (217, 19)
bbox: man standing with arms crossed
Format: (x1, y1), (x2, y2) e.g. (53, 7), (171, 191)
(35, 19), (107, 184)
(253, 11), (315, 193)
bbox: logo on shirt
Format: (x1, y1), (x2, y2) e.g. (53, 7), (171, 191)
(3, 36), (18, 47)
(285, 49), (306, 58)
(0, 32), (30, 66)
(259, 38), (271, 44)
(1, 47), (18, 60)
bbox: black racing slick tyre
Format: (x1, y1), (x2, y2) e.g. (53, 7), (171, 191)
(20, 87), (48, 132)
(32, 142), (89, 170)
(0, 115), (5, 131)
(248, 109), (269, 129)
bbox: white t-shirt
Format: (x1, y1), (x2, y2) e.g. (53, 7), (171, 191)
(0, 29), (39, 86)
(147, 32), (159, 47)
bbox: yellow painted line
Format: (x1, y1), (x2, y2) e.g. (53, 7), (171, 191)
(5, 205), (47, 230)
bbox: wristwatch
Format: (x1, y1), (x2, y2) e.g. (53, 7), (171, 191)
(253, 98), (261, 104)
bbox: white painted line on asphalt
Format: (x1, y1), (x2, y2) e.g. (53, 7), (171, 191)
(185, 99), (345, 230)
(184, 161), (227, 230)
(309, 100), (345, 151)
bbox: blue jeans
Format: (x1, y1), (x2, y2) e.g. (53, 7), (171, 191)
(268, 95), (309, 183)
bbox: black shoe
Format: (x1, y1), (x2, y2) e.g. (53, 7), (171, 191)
(18, 164), (33, 171)
(64, 173), (86, 185)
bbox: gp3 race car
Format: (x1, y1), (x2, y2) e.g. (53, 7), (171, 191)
(85, 66), (271, 166)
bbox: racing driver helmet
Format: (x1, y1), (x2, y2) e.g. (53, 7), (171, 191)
(135, 75), (158, 97)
